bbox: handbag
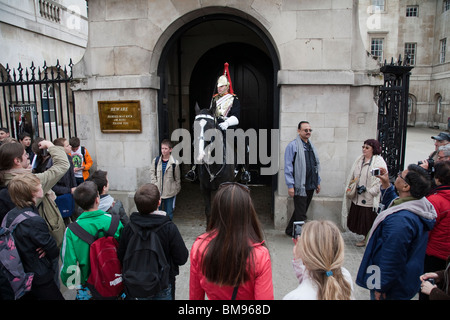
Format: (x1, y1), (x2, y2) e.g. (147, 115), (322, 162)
(55, 193), (75, 218)
(346, 177), (358, 199)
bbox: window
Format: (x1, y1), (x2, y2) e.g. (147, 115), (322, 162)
(372, 0), (385, 12)
(371, 38), (384, 62)
(436, 96), (443, 114)
(404, 43), (416, 65)
(444, 0), (450, 12)
(406, 6), (418, 17)
(440, 38), (447, 63)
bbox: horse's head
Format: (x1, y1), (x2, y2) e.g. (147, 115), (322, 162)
(193, 104), (219, 163)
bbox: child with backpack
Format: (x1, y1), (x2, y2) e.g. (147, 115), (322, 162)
(2, 173), (63, 300)
(150, 139), (181, 220)
(118, 183), (188, 300)
(60, 181), (123, 300)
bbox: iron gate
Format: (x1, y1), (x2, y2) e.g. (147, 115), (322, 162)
(376, 55), (413, 181)
(0, 60), (77, 142)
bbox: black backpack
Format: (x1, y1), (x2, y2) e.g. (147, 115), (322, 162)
(122, 221), (170, 299)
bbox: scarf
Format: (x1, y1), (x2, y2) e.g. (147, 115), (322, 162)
(366, 196), (437, 243)
(294, 135), (320, 197)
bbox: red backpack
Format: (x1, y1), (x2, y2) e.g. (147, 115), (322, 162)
(68, 215), (123, 299)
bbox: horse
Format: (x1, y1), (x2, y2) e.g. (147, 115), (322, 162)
(192, 105), (236, 227)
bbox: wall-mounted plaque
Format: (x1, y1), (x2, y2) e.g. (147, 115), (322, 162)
(98, 100), (142, 133)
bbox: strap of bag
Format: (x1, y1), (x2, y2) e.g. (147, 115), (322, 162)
(68, 214), (120, 245)
(106, 214), (120, 237)
(68, 222), (96, 245)
(2, 211), (39, 230)
(231, 285), (239, 300)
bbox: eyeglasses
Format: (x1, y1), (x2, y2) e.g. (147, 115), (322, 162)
(219, 182), (250, 193)
(362, 145), (372, 150)
(397, 171), (409, 185)
(303, 129), (313, 133)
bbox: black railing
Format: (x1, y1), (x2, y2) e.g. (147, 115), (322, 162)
(377, 55), (413, 181)
(0, 59), (77, 142)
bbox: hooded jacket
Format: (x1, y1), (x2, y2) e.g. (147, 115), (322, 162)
(60, 209), (123, 287)
(3, 206), (59, 285)
(356, 185), (437, 299)
(426, 185), (450, 260)
(117, 211), (188, 282)
(1, 145), (69, 248)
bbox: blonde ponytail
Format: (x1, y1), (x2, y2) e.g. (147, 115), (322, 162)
(296, 220), (352, 300)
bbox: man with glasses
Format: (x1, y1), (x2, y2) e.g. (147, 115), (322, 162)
(420, 132), (450, 172)
(436, 144), (450, 162)
(284, 121), (320, 237)
(356, 164), (437, 300)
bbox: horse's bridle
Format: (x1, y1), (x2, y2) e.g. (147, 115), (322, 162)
(194, 114), (226, 182)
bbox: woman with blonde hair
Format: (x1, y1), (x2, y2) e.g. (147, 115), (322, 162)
(283, 220), (354, 300)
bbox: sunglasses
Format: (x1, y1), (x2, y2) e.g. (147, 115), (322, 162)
(219, 182), (250, 193)
(303, 129), (313, 133)
(362, 145), (372, 149)
(397, 171), (409, 185)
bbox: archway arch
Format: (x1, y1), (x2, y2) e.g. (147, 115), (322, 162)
(155, 11), (281, 189)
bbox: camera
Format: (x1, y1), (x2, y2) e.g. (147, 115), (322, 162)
(356, 185), (367, 195)
(371, 168), (380, 176)
(292, 221), (305, 239)
(418, 158), (435, 171)
(425, 278), (435, 285)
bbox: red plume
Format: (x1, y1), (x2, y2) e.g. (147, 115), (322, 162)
(223, 62), (234, 94)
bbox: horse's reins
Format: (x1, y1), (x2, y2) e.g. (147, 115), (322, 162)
(194, 114), (227, 182)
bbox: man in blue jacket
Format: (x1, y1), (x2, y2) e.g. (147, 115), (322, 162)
(356, 164), (437, 300)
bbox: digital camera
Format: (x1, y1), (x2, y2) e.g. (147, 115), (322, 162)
(292, 221), (305, 239)
(356, 185), (367, 195)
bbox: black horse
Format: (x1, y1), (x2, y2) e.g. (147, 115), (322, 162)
(192, 105), (236, 226)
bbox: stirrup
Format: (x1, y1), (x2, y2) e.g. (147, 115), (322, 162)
(185, 169), (197, 182)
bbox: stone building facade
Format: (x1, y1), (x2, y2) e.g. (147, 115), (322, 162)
(70, 0), (382, 229)
(0, 0), (88, 70)
(358, 0), (450, 129)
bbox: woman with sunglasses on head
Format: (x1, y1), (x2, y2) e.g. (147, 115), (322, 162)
(341, 139), (387, 247)
(189, 182), (273, 300)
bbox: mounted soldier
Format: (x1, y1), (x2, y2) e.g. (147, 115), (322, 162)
(186, 62), (250, 183)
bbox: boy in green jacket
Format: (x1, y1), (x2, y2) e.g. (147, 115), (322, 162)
(60, 181), (123, 300)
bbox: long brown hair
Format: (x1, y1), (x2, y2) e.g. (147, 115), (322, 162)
(296, 220), (352, 300)
(201, 183), (265, 287)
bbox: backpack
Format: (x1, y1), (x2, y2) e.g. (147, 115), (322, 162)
(68, 215), (123, 299)
(155, 156), (176, 181)
(122, 221), (170, 299)
(0, 211), (38, 300)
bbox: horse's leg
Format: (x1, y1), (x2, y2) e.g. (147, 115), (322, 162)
(204, 188), (211, 227)
(200, 183), (211, 227)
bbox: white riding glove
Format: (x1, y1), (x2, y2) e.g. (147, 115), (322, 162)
(219, 116), (239, 130)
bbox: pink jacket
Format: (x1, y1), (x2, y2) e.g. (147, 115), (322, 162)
(189, 232), (274, 300)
